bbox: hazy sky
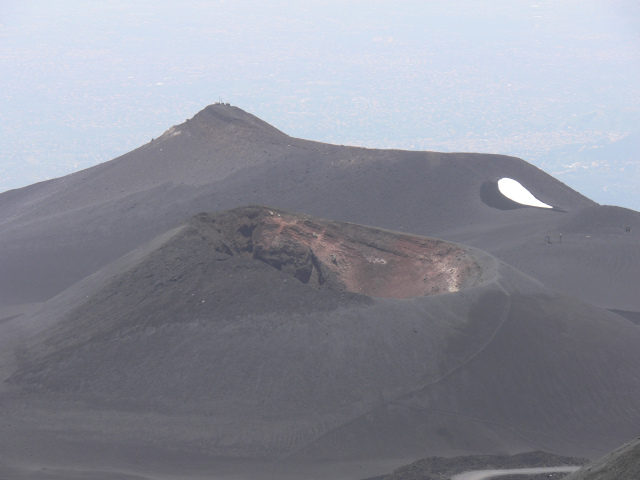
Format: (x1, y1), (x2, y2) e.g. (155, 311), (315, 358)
(1, 1), (639, 208)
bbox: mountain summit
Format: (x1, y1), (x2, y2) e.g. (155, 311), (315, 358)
(185, 103), (288, 138)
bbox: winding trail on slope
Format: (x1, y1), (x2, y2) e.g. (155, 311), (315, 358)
(451, 465), (580, 480)
(284, 283), (514, 460)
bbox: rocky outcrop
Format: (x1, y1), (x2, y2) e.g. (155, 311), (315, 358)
(193, 205), (484, 299)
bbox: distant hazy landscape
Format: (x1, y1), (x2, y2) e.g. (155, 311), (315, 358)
(1, 1), (639, 208)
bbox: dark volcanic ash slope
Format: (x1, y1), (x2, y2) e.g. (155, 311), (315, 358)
(0, 105), (290, 307)
(3, 104), (638, 318)
(2, 207), (640, 477)
(562, 437), (640, 480)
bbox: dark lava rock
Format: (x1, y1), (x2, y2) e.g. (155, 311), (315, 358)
(192, 205), (484, 298)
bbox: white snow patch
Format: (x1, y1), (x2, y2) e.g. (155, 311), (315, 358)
(497, 178), (552, 209)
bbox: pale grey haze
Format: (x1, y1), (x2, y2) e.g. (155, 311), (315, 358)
(1, 0), (639, 209)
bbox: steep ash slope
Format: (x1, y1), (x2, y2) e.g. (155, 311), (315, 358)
(1, 208), (639, 479)
(562, 437), (640, 480)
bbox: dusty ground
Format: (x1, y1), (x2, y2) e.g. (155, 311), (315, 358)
(383, 452), (588, 480)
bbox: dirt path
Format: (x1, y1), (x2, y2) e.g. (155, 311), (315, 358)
(451, 465), (580, 480)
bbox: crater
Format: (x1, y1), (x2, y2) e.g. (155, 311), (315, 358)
(193, 206), (484, 299)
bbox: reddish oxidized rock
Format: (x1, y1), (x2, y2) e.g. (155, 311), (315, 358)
(194, 206), (482, 299)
